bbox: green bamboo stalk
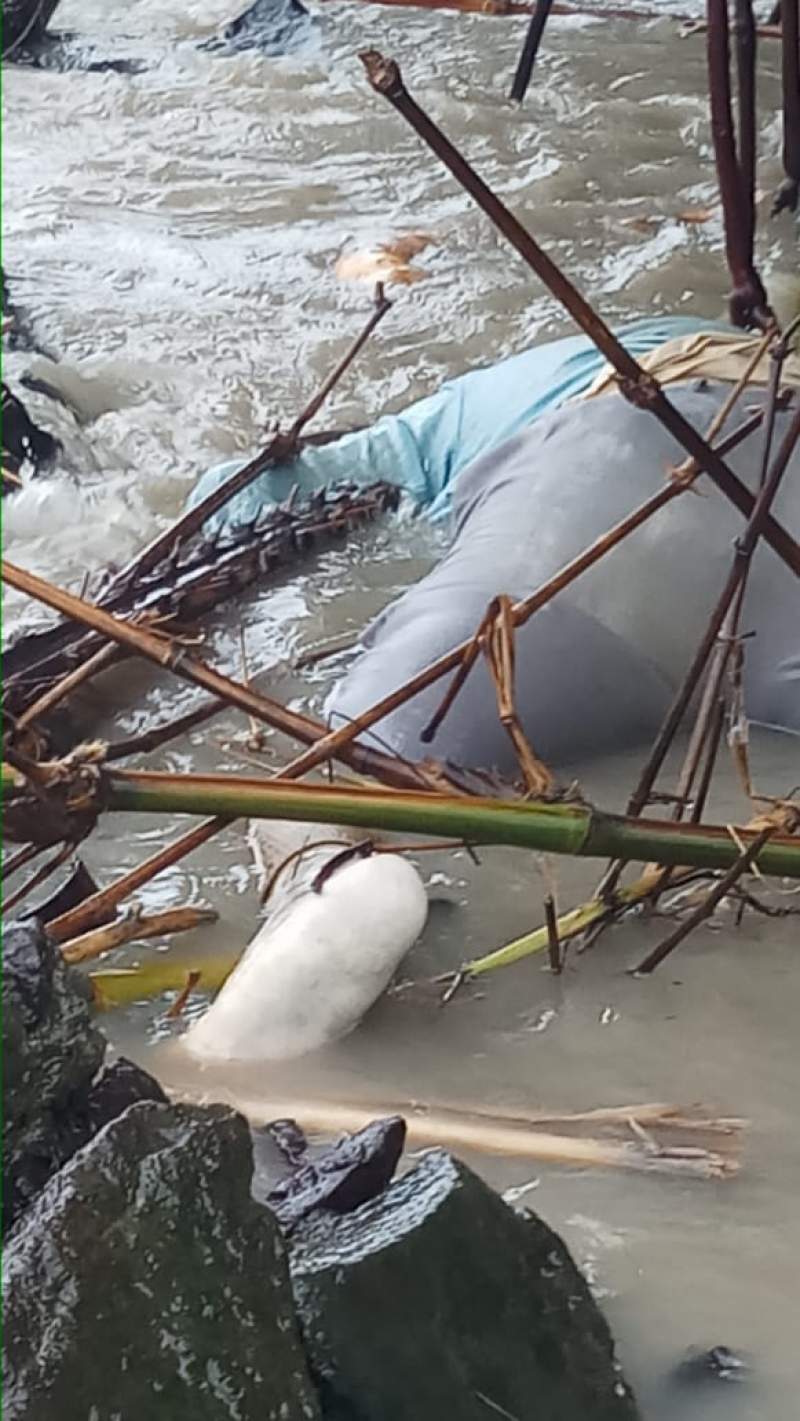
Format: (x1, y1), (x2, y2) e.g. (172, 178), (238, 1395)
(108, 771), (800, 875)
(5, 763), (795, 879)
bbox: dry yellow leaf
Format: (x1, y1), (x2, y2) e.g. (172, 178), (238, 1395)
(335, 248), (430, 286)
(378, 231), (438, 262)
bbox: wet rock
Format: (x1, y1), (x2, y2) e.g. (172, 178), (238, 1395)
(1, 267), (58, 358)
(202, 0), (314, 56)
(672, 1344), (750, 1385)
(83, 1055), (168, 1133)
(256, 1115), (407, 1230)
(3, 918), (105, 1231)
(289, 1147), (640, 1421)
(2, 0), (61, 55)
(1, 381), (61, 475)
(4, 0), (311, 70)
(2, 919), (165, 1234)
(3, 1100), (322, 1421)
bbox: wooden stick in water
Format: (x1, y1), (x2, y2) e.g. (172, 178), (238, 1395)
(359, 50), (799, 573)
(60, 905), (218, 965)
(177, 1091), (742, 1180)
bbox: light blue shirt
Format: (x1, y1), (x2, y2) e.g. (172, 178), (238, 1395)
(188, 316), (732, 529)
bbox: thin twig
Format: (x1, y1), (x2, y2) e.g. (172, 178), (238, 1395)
(15, 642), (121, 731)
(103, 697), (226, 762)
(60, 906), (219, 964)
(1, 560), (458, 796)
(105, 288), (393, 593)
(164, 969), (203, 1020)
(2, 840), (48, 880)
(632, 825), (774, 973)
(3, 840), (74, 915)
(543, 893), (561, 973)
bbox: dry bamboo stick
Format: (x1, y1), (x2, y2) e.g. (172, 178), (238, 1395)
(106, 289), (392, 593)
(177, 1091), (741, 1180)
(15, 642), (121, 731)
(46, 817), (228, 944)
(359, 50), (800, 575)
(0, 560), (456, 796)
(60, 905), (219, 964)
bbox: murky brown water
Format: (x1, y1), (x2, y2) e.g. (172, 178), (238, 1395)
(3, 1), (799, 1415)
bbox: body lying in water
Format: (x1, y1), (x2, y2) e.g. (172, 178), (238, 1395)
(189, 319), (800, 776)
(183, 326), (798, 1063)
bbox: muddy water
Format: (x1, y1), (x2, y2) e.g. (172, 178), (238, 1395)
(3, 1), (800, 1415)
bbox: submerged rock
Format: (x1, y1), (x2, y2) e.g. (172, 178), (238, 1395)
(1, 381), (61, 476)
(672, 1344), (751, 1386)
(3, 1100), (322, 1421)
(2, 919), (166, 1233)
(201, 0), (314, 56)
(1, 0), (61, 55)
(289, 1147), (640, 1420)
(3, 0), (313, 70)
(3, 918), (105, 1231)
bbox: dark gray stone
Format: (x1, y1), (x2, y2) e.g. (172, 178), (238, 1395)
(201, 0), (313, 56)
(256, 1115), (407, 1230)
(3, 918), (106, 1231)
(3, 1100), (322, 1421)
(2, 0), (61, 54)
(289, 1148), (640, 1421)
(3, 919), (169, 1234)
(2, 380), (62, 474)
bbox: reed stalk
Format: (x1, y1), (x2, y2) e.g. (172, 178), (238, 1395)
(7, 765), (795, 878)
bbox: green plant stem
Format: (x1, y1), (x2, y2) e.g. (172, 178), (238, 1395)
(6, 765), (793, 878)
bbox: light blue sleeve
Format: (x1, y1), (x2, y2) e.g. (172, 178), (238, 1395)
(187, 316), (730, 531)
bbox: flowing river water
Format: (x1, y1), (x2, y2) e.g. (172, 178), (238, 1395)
(3, 1), (800, 1415)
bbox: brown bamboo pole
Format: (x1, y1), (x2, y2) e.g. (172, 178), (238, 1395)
(620, 401), (800, 823)
(733, 0), (758, 260)
(358, 51), (799, 573)
(707, 0), (771, 327)
(46, 816), (227, 944)
(772, 0), (800, 213)
(0, 560), (452, 795)
(60, 905), (219, 965)
(510, 0), (554, 103)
